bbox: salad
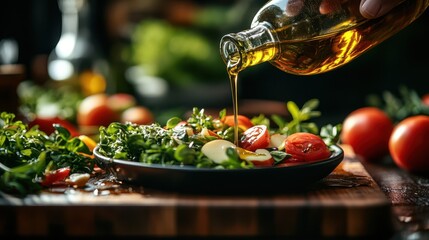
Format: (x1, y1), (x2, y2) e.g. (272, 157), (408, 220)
(0, 99), (341, 196)
(96, 99), (342, 169)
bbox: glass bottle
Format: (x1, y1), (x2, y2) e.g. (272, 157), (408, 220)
(220, 0), (429, 75)
(48, 0), (107, 95)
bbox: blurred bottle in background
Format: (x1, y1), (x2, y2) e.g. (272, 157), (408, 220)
(47, 0), (108, 96)
(0, 38), (25, 115)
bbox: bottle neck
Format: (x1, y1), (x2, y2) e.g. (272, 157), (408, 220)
(220, 22), (279, 74)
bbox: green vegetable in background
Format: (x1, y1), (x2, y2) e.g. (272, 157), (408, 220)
(17, 81), (83, 124)
(367, 85), (429, 123)
(127, 20), (225, 87)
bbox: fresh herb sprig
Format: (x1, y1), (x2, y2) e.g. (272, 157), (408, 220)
(367, 85), (429, 123)
(251, 99), (342, 147)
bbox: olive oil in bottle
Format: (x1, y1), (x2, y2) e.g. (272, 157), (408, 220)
(221, 0), (429, 75)
(220, 0), (428, 144)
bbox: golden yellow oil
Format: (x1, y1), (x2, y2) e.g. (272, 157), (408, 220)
(254, 0), (429, 75)
(226, 0), (428, 143)
(227, 61), (240, 145)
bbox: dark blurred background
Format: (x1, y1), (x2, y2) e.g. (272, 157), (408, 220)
(1, 0), (428, 124)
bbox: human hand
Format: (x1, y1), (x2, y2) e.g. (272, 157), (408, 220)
(360, 0), (405, 18)
(284, 0), (405, 19)
(284, 0), (359, 17)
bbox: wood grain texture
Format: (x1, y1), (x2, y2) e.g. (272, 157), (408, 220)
(0, 149), (394, 238)
(361, 158), (429, 239)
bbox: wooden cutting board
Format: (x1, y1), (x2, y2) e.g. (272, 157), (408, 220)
(0, 146), (393, 238)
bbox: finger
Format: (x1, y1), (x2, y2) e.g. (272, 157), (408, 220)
(285, 0), (305, 17)
(360, 0), (405, 19)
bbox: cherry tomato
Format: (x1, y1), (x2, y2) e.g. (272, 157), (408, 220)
(340, 107), (394, 162)
(239, 125), (270, 152)
(120, 106), (154, 125)
(284, 132), (331, 162)
(41, 167), (71, 187)
(422, 93), (429, 106)
(77, 93), (120, 127)
(29, 116), (80, 137)
(389, 115), (429, 173)
(222, 115), (253, 131)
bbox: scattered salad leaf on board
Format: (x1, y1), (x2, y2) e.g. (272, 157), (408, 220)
(0, 112), (94, 196)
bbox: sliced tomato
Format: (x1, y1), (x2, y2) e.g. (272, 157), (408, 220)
(41, 167), (71, 187)
(222, 115), (253, 131)
(201, 128), (221, 139)
(284, 132), (331, 162)
(239, 125), (270, 152)
(172, 120), (188, 130)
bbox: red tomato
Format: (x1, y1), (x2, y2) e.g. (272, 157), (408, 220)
(340, 107), (394, 162)
(422, 94), (429, 106)
(29, 117), (80, 137)
(79, 104), (119, 127)
(121, 106), (154, 125)
(251, 158), (275, 167)
(107, 93), (137, 113)
(389, 115), (429, 173)
(239, 125), (270, 152)
(284, 132), (331, 162)
(77, 94), (120, 127)
(41, 167), (71, 187)
(222, 115), (253, 131)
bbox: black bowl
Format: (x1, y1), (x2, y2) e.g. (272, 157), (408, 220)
(94, 145), (344, 194)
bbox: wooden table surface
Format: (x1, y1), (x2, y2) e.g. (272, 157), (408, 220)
(362, 159), (429, 240)
(0, 145), (427, 239)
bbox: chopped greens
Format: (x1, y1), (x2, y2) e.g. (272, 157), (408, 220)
(97, 109), (235, 168)
(0, 112), (94, 196)
(97, 100), (342, 169)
